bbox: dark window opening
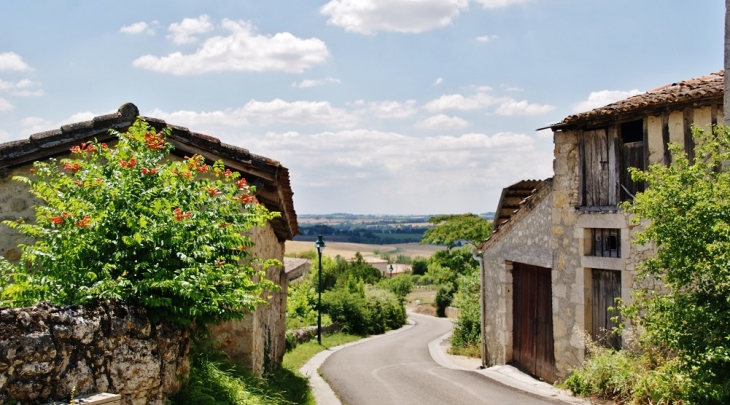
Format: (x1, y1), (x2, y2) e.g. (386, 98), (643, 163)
(590, 228), (621, 258)
(620, 120), (643, 144)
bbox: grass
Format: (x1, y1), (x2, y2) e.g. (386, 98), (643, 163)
(405, 288), (437, 305)
(448, 344), (481, 358)
(171, 333), (362, 405)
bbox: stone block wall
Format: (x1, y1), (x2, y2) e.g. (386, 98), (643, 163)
(209, 221), (287, 375)
(0, 164), (38, 262)
(0, 302), (190, 405)
(482, 189), (552, 367)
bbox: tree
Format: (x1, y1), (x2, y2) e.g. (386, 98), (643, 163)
(420, 214), (491, 250)
(0, 119), (280, 327)
(623, 125), (730, 403)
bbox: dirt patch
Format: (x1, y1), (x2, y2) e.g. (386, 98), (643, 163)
(285, 241), (444, 260)
(407, 303), (437, 317)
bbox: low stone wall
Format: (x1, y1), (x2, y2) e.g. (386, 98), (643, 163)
(0, 302), (190, 405)
(286, 323), (342, 347)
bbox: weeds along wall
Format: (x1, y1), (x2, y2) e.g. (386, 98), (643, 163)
(0, 302), (190, 405)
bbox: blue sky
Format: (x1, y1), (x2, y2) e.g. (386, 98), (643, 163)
(0, 1), (723, 215)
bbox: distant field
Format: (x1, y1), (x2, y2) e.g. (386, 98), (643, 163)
(285, 241), (444, 259)
(373, 233), (424, 240)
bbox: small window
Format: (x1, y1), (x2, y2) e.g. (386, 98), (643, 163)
(590, 228), (620, 258)
(620, 120), (643, 144)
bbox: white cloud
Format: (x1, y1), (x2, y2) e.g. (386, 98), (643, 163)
(58, 112), (97, 127)
(495, 99), (555, 115)
(241, 99), (359, 128)
(433, 77), (443, 85)
(473, 0), (527, 9)
(120, 21), (154, 35)
(133, 19), (329, 75)
(146, 108), (251, 128)
(352, 100), (418, 119)
(320, 0), (469, 34)
(0, 129), (8, 142)
(167, 15), (214, 44)
(424, 92), (501, 111)
(415, 114), (469, 130)
(572, 89), (642, 113)
(0, 52), (31, 71)
(237, 128), (551, 213)
(19, 116), (53, 135)
(148, 99), (359, 129)
(292, 77), (341, 88)
(0, 98), (13, 111)
(476, 35), (497, 42)
(0, 79), (43, 97)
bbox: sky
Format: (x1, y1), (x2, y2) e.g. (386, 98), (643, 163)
(0, 1), (723, 215)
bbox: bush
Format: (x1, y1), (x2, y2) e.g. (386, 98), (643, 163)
(321, 276), (405, 336)
(451, 272), (481, 350)
(435, 284), (455, 317)
(376, 275), (413, 301)
(285, 279), (331, 330)
(411, 257), (428, 275)
(0, 120), (279, 327)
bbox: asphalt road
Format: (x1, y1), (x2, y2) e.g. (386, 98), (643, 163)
(320, 313), (563, 405)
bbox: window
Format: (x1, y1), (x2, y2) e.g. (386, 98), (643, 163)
(590, 228), (620, 258)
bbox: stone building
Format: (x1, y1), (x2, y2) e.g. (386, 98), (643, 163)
(0, 103), (299, 378)
(479, 71), (724, 382)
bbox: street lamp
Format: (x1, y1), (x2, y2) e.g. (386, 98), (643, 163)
(388, 264), (394, 278)
(314, 235), (326, 344)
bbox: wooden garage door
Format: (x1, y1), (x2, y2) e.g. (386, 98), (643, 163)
(512, 263), (556, 383)
(592, 269), (622, 349)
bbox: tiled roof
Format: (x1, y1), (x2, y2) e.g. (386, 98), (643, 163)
(553, 70), (724, 129)
(0, 103), (299, 241)
(480, 178), (552, 251)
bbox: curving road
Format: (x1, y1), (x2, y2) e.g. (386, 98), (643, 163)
(320, 313), (563, 405)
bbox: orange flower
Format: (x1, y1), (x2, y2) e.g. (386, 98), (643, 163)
(199, 164), (208, 172)
(74, 180), (83, 187)
(216, 260), (226, 267)
(236, 178), (247, 189)
(101, 143), (108, 150)
(64, 162), (82, 172)
(50, 216), (63, 225)
(70, 145), (82, 153)
(206, 186), (218, 196)
(76, 215), (91, 228)
(29, 168), (36, 174)
(219, 222), (231, 228)
(224, 169), (233, 177)
(144, 132), (165, 150)
(173, 208), (191, 221)
(62, 212), (70, 217)
(128, 158), (137, 168)
(240, 245), (247, 251)
(236, 194), (256, 204)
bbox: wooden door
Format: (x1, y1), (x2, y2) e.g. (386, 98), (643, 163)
(512, 263), (556, 382)
(592, 269), (622, 349)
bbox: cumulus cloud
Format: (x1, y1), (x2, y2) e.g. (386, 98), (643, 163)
(476, 35), (497, 42)
(572, 89), (642, 113)
(0, 79), (43, 97)
(167, 15), (214, 44)
(415, 114), (469, 130)
(292, 77), (341, 88)
(473, 0), (527, 9)
(120, 21), (155, 35)
(0, 98), (13, 112)
(133, 19), (329, 75)
(433, 77), (443, 85)
(351, 100), (418, 119)
(0, 52), (31, 71)
(19, 116), (53, 135)
(424, 92), (501, 111)
(148, 99), (359, 129)
(320, 0), (469, 34)
(495, 99), (555, 116)
(238, 128), (551, 213)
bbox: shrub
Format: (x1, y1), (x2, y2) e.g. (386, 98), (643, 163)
(285, 279), (331, 330)
(410, 257), (428, 275)
(435, 284), (455, 317)
(0, 120), (280, 327)
(376, 275), (413, 301)
(451, 272), (481, 350)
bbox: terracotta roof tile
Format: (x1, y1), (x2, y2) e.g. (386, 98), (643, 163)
(555, 70), (724, 128)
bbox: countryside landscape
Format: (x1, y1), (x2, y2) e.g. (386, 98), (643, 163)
(0, 2), (729, 405)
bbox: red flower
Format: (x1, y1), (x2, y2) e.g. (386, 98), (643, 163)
(70, 145), (82, 154)
(29, 168), (36, 174)
(236, 178), (247, 189)
(144, 132), (166, 150)
(206, 186), (218, 196)
(64, 162), (82, 172)
(173, 208), (191, 221)
(76, 216), (91, 228)
(216, 260), (226, 267)
(199, 164), (208, 172)
(62, 212), (70, 218)
(74, 180), (83, 187)
(50, 216), (63, 225)
(101, 143), (108, 150)
(236, 194), (256, 204)
(224, 169), (233, 177)
(220, 222), (231, 227)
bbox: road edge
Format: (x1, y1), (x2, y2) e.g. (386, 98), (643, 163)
(299, 318), (416, 405)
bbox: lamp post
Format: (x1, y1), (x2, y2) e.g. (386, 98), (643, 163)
(388, 264), (394, 278)
(314, 235), (326, 344)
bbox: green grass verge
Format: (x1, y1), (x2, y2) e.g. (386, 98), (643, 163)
(171, 333), (361, 405)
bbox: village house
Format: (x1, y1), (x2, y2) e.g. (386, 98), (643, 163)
(0, 103), (299, 378)
(478, 71), (724, 383)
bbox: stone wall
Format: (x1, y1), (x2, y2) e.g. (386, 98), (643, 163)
(481, 189), (552, 367)
(0, 164), (38, 262)
(209, 222), (286, 375)
(0, 302), (189, 405)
